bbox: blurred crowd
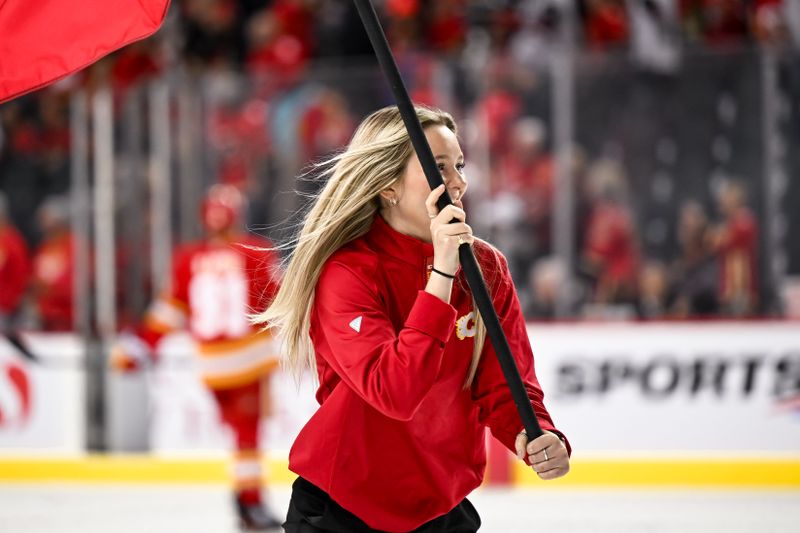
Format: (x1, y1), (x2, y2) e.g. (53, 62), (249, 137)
(117, 0), (800, 86)
(0, 0), (794, 331)
(152, 0), (800, 70)
(490, 147), (761, 320)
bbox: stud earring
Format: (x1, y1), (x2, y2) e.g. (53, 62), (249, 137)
(390, 198), (398, 206)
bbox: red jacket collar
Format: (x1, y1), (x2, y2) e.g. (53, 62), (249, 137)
(366, 214), (434, 268)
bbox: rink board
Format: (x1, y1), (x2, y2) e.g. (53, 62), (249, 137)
(0, 323), (799, 487)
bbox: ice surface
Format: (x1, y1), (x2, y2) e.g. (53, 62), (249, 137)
(0, 484), (798, 533)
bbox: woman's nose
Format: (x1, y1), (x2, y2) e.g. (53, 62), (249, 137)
(444, 169), (466, 187)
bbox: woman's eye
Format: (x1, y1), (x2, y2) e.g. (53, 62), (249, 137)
(437, 164), (446, 172)
(456, 163), (466, 172)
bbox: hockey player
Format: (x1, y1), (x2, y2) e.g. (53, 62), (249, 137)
(112, 184), (283, 530)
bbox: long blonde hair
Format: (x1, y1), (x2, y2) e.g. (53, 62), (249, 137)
(254, 105), (488, 387)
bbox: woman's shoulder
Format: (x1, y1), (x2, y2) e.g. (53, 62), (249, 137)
(318, 238), (380, 291)
(473, 239), (509, 277)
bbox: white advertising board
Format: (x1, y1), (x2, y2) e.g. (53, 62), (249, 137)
(529, 322), (800, 454)
(0, 333), (85, 453)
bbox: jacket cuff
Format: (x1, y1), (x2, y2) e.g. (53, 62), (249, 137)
(548, 428), (572, 457)
(405, 291), (457, 344)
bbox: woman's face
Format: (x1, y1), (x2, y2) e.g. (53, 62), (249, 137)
(383, 124), (468, 242)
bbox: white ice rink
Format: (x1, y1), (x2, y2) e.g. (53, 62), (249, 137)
(1, 484), (798, 533)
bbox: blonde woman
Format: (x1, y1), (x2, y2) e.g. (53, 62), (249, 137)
(257, 105), (570, 533)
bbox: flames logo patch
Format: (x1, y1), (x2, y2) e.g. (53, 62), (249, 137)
(456, 311), (476, 340)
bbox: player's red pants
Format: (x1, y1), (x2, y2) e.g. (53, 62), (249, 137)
(211, 379), (266, 503)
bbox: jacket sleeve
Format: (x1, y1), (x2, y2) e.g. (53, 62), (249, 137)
(313, 260), (457, 421)
(471, 255), (571, 456)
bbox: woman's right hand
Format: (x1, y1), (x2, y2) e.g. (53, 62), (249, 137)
(425, 184), (474, 276)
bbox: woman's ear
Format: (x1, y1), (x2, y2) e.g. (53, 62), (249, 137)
(378, 182), (401, 204)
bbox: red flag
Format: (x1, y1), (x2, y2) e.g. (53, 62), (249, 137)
(0, 0), (170, 103)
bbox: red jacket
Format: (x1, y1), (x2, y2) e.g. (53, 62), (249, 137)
(290, 214), (567, 532)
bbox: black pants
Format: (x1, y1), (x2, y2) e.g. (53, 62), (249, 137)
(283, 477), (481, 533)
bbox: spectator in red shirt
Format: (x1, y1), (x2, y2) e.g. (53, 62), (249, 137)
(581, 158), (640, 306)
(712, 180), (758, 316)
(110, 41), (161, 97)
(475, 76), (522, 158)
(208, 96), (271, 190)
(31, 196), (75, 331)
(583, 0), (630, 50)
(497, 117), (555, 256)
(298, 88), (354, 162)
(272, 0), (315, 50)
(256, 105), (569, 532)
(751, 0), (791, 44)
(0, 192), (31, 329)
(387, 0), (420, 19)
(425, 0), (468, 53)
(386, 0), (422, 53)
(245, 2), (313, 88)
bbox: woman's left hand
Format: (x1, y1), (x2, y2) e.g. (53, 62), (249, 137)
(514, 430), (570, 480)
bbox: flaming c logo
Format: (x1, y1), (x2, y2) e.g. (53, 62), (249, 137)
(0, 362), (32, 427)
(456, 311), (476, 341)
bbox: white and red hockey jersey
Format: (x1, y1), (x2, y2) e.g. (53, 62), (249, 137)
(141, 234), (281, 389)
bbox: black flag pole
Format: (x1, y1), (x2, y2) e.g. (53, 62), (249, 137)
(352, 0), (544, 441)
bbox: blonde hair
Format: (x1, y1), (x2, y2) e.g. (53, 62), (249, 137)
(254, 104), (489, 387)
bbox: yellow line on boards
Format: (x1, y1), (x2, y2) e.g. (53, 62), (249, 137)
(513, 459), (800, 488)
(0, 456), (294, 485)
(1, 457), (799, 487)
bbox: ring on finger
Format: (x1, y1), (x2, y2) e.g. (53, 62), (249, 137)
(543, 449), (548, 461)
(457, 235), (464, 245)
(428, 213), (436, 219)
